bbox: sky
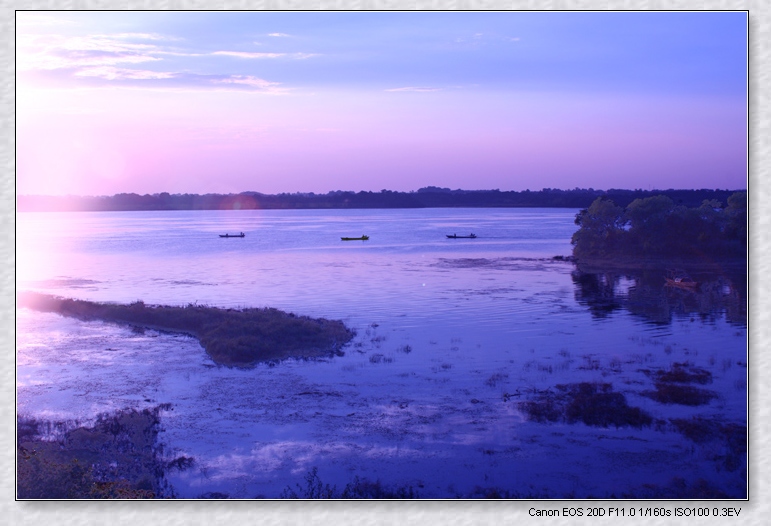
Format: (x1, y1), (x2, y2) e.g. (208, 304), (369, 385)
(16, 11), (748, 196)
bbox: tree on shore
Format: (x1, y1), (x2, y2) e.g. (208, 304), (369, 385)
(572, 192), (746, 260)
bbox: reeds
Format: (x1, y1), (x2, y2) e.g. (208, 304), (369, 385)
(18, 292), (354, 367)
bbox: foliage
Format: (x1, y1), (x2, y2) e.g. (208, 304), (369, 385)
(572, 192), (747, 260)
(17, 408), (171, 499)
(18, 292), (355, 367)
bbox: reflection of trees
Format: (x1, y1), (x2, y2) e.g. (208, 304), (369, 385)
(571, 272), (623, 318)
(572, 269), (746, 326)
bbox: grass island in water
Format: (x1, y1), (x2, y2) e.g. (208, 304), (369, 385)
(18, 292), (355, 367)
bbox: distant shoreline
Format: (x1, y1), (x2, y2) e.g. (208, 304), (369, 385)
(16, 188), (744, 213)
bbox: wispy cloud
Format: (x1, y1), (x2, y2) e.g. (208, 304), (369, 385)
(268, 32), (291, 37)
(18, 29), (311, 92)
(73, 66), (176, 80)
(18, 33), (163, 71)
(385, 87), (442, 92)
(211, 75), (288, 94)
(212, 51), (318, 60)
(212, 51), (287, 59)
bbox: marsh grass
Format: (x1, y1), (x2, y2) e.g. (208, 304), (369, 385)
(643, 383), (717, 406)
(17, 407), (182, 499)
(643, 362), (713, 384)
(640, 363), (717, 406)
(280, 467), (420, 499)
(18, 292), (354, 367)
(520, 382), (652, 428)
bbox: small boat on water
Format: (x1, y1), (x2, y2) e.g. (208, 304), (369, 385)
(220, 232), (245, 238)
(447, 233), (477, 239)
(665, 269), (698, 289)
(341, 235), (369, 241)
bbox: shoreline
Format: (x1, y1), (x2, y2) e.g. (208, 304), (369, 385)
(573, 255), (747, 274)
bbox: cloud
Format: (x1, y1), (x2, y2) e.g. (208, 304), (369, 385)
(17, 29), (302, 93)
(268, 33), (291, 37)
(74, 66), (176, 80)
(212, 51), (318, 60)
(212, 51), (287, 59)
(17, 33), (163, 72)
(292, 53), (318, 60)
(385, 87), (442, 92)
(211, 75), (288, 94)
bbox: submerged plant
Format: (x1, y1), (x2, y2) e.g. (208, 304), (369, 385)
(643, 383), (717, 406)
(519, 382), (652, 429)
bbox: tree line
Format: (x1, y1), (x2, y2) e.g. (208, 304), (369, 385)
(17, 187), (743, 212)
(571, 192), (747, 260)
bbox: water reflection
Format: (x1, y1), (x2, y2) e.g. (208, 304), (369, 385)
(572, 267), (746, 326)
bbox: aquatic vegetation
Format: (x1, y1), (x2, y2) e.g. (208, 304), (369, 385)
(17, 408), (175, 499)
(643, 383), (717, 406)
(280, 467), (420, 499)
(643, 362), (713, 385)
(520, 382), (653, 428)
(18, 292), (354, 367)
(640, 364), (718, 405)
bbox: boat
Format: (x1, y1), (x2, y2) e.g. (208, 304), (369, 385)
(341, 235), (369, 241)
(446, 233), (477, 239)
(664, 270), (698, 289)
(220, 232), (245, 238)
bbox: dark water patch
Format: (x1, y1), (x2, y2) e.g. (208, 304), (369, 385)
(519, 382), (653, 428)
(669, 417), (746, 473)
(28, 278), (101, 290)
(433, 257), (565, 271)
(620, 476), (740, 499)
(165, 279), (214, 286)
(670, 417), (746, 448)
(485, 373), (509, 388)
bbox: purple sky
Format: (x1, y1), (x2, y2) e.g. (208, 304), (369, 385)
(16, 11), (747, 196)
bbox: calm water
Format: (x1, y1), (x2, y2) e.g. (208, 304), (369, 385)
(16, 208), (747, 498)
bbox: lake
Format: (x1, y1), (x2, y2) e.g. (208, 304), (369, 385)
(16, 208), (747, 499)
